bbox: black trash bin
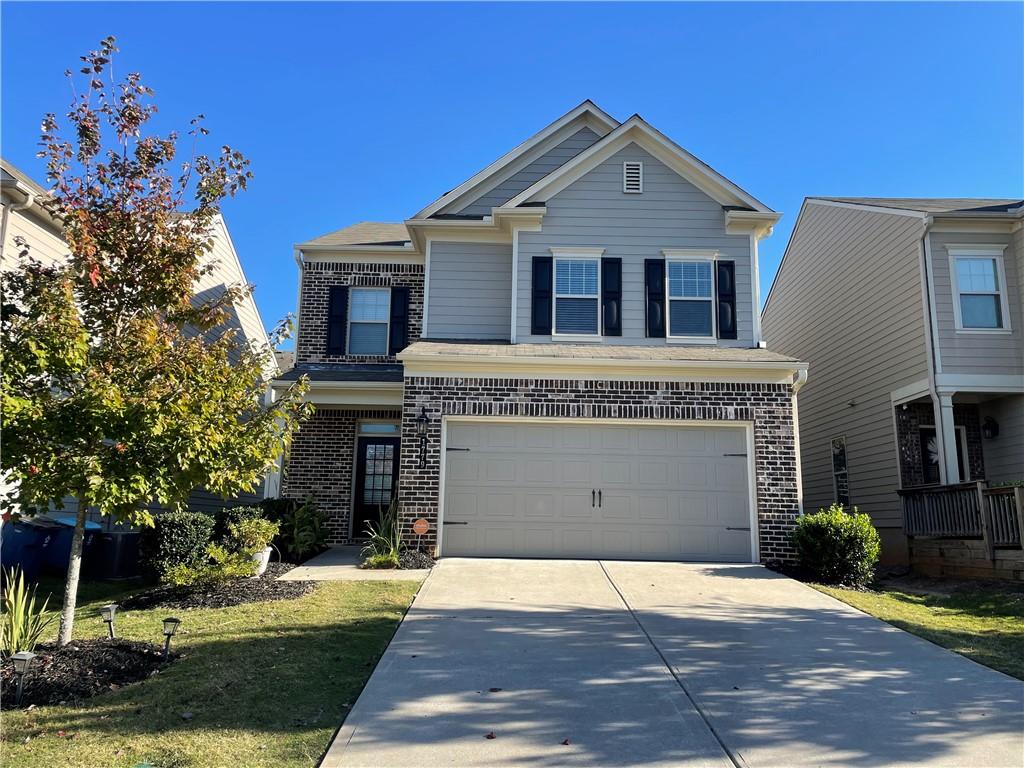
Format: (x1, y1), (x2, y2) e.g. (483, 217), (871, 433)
(41, 514), (101, 575)
(90, 530), (142, 580)
(0, 518), (59, 582)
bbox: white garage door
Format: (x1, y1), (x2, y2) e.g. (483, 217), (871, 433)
(441, 421), (754, 562)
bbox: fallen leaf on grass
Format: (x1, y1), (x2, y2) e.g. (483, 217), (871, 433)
(484, 732), (496, 740)
(561, 738), (571, 746)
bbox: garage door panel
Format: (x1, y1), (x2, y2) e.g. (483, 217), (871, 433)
(442, 422), (752, 562)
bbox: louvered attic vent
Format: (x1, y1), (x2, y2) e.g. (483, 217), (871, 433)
(623, 161), (643, 193)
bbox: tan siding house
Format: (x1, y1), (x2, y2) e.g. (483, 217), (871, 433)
(764, 197), (1024, 575)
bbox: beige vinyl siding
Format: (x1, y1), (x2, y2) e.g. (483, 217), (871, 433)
(762, 202), (929, 533)
(426, 241), (512, 340)
(980, 394), (1024, 483)
(516, 144), (754, 346)
(929, 231), (1023, 376)
(457, 128), (601, 217)
(2, 205), (67, 268)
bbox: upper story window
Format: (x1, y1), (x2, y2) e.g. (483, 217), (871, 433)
(554, 255), (600, 335)
(949, 246), (1011, 331)
(348, 287), (391, 354)
(667, 258), (715, 339)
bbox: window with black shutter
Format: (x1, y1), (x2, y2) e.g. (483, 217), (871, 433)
(601, 258), (622, 336)
(644, 259), (665, 338)
(531, 256), (553, 335)
(388, 286), (410, 354)
(326, 286), (348, 354)
(716, 260), (737, 340)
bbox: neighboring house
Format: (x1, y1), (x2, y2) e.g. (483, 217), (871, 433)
(1, 157), (277, 516)
(273, 101), (808, 563)
(762, 197), (1024, 576)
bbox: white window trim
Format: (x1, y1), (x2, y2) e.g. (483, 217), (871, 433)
(622, 161), (643, 193)
(664, 250), (717, 344)
(551, 249), (604, 339)
(947, 246), (1012, 333)
(830, 435), (850, 506)
(347, 286), (391, 356)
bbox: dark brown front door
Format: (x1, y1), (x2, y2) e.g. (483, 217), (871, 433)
(353, 436), (400, 539)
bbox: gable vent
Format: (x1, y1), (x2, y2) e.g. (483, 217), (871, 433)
(623, 161), (643, 193)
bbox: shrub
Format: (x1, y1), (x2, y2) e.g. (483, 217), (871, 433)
(228, 518), (280, 556)
(163, 544), (257, 586)
(362, 553), (399, 569)
(790, 504), (881, 586)
(361, 494), (402, 564)
(262, 497), (327, 561)
(141, 510), (216, 580)
(213, 505), (265, 541)
(1, 566), (55, 655)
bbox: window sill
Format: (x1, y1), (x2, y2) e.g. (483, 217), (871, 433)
(954, 328), (1013, 335)
(551, 334), (603, 343)
(666, 337), (718, 345)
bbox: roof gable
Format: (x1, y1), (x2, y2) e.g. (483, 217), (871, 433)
(504, 116), (773, 213)
(412, 100), (618, 220)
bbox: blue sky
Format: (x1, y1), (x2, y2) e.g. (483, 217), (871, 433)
(3, 2), (1022, 341)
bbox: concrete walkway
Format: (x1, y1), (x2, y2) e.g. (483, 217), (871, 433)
(278, 546), (429, 581)
(323, 559), (1024, 768)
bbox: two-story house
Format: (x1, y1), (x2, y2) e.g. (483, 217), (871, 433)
(762, 197), (1023, 576)
(275, 101), (808, 563)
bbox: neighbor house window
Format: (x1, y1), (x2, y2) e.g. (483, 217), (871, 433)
(831, 436), (850, 507)
(554, 257), (600, 335)
(348, 287), (390, 355)
(949, 248), (1010, 331)
(667, 259), (714, 338)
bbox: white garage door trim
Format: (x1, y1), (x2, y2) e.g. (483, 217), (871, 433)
(437, 416), (759, 562)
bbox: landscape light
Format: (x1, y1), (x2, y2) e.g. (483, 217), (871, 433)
(10, 651), (36, 706)
(162, 617), (181, 660)
(100, 603), (118, 638)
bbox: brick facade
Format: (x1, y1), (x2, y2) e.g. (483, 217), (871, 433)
(281, 407), (401, 544)
(895, 401), (985, 486)
(295, 261), (424, 365)
(398, 377), (801, 563)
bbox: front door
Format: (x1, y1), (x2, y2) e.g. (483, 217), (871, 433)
(353, 436), (400, 539)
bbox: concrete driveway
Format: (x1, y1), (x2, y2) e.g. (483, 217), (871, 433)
(323, 560), (1024, 768)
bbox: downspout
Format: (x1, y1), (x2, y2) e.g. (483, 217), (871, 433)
(0, 186), (35, 262)
(917, 216), (951, 483)
(792, 367), (808, 516)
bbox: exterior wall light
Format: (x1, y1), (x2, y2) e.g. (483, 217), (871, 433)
(982, 417), (999, 439)
(100, 603), (118, 638)
(162, 617), (181, 660)
(416, 406), (430, 468)
(11, 651), (36, 706)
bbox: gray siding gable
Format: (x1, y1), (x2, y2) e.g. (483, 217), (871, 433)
(426, 241), (512, 340)
(515, 143), (755, 346)
(457, 128), (602, 217)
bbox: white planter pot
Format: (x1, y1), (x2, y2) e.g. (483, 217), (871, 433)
(252, 546), (272, 576)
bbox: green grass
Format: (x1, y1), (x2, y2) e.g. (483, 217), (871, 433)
(2, 579), (419, 768)
(816, 583), (1024, 680)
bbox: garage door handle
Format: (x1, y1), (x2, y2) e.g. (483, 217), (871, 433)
(592, 489), (596, 507)
(598, 489), (602, 507)
(443, 521), (468, 526)
(726, 526), (750, 531)
(446, 447), (470, 452)
(723, 453), (747, 457)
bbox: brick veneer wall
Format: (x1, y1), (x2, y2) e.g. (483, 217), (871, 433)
(281, 407), (401, 544)
(295, 261), (424, 365)
(896, 401), (985, 486)
(399, 377), (800, 563)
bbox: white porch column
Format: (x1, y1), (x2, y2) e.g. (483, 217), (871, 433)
(937, 393), (960, 484)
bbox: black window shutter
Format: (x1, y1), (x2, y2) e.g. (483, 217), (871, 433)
(716, 261), (737, 340)
(388, 286), (410, 354)
(531, 256), (553, 335)
(601, 258), (622, 336)
(327, 285), (349, 354)
(644, 259), (665, 338)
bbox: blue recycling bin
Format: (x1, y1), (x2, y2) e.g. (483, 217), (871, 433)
(0, 517), (60, 582)
(42, 515), (102, 574)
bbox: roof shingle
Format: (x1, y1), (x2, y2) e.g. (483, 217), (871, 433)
(300, 222), (410, 248)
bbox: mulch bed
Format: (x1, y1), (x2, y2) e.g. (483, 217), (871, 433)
(121, 562), (317, 611)
(0, 638), (173, 710)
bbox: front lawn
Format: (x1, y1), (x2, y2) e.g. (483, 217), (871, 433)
(817, 580), (1024, 680)
(1, 579), (418, 767)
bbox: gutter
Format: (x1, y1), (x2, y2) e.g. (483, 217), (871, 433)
(0, 185), (35, 262)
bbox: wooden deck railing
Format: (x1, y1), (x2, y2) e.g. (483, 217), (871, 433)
(898, 481), (1024, 558)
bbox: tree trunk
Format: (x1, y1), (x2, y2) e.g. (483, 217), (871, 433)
(56, 501), (89, 646)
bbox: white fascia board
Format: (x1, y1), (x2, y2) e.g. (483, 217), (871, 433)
(399, 352), (807, 385)
(934, 373), (1024, 395)
(301, 245), (424, 265)
(413, 101), (619, 219)
(504, 116), (773, 213)
(725, 210), (781, 237)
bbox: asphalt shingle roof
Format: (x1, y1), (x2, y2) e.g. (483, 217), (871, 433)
(276, 363), (404, 383)
(402, 340), (802, 364)
(300, 222), (410, 248)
